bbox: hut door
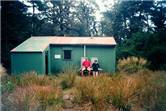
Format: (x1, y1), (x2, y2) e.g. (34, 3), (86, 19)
(45, 52), (48, 75)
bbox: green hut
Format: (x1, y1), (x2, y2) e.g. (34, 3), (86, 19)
(11, 36), (116, 74)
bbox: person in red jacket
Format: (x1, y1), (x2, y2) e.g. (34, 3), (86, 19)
(81, 58), (91, 76)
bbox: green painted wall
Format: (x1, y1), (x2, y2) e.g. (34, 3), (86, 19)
(49, 45), (83, 74)
(49, 45), (116, 74)
(11, 52), (45, 74)
(11, 45), (116, 75)
(86, 46), (116, 72)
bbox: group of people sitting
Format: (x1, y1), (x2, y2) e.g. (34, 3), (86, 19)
(81, 58), (100, 77)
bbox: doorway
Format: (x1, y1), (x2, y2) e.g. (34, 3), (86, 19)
(45, 51), (48, 75)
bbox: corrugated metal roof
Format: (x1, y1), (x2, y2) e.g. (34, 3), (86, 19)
(11, 36), (116, 52)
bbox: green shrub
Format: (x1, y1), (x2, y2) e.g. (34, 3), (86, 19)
(1, 75), (18, 94)
(117, 56), (148, 74)
(1, 81), (15, 94)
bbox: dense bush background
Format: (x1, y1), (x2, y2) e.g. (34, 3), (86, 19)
(1, 0), (166, 71)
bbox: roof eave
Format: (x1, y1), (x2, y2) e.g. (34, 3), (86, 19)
(49, 43), (116, 46)
(11, 51), (44, 53)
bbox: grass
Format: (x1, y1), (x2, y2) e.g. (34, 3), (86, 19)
(0, 64), (6, 76)
(73, 70), (166, 111)
(74, 75), (112, 110)
(1, 64), (166, 111)
(6, 85), (63, 111)
(117, 56), (148, 74)
(15, 72), (58, 87)
(59, 66), (78, 89)
(1, 70), (63, 111)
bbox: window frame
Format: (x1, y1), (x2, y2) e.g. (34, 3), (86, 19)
(63, 49), (72, 60)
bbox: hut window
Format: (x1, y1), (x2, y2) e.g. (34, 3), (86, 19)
(64, 50), (71, 60)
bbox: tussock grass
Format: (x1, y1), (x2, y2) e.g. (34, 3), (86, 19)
(15, 71), (57, 87)
(7, 85), (39, 111)
(74, 70), (166, 111)
(1, 67), (166, 111)
(0, 64), (6, 76)
(1, 71), (63, 111)
(74, 75), (112, 110)
(118, 56), (148, 74)
(7, 85), (63, 111)
(59, 66), (78, 89)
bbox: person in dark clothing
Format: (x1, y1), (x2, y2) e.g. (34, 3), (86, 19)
(92, 60), (100, 77)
